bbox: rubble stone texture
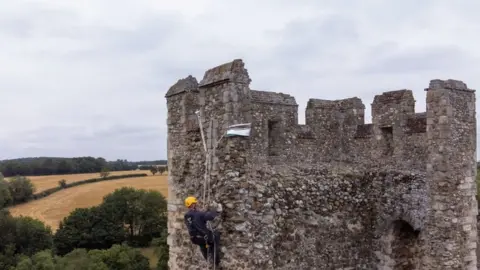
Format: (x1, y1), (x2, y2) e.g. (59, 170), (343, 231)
(165, 59), (477, 270)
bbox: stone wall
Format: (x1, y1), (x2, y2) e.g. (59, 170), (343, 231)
(165, 59), (477, 269)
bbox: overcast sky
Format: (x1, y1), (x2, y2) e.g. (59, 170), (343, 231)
(1, 0), (479, 161)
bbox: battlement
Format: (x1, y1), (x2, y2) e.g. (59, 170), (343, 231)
(164, 59), (477, 170)
(165, 59), (478, 270)
(372, 89), (414, 104)
(307, 97), (365, 110)
(251, 90), (297, 106)
(199, 59), (251, 88)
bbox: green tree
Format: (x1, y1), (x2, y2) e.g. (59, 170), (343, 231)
(58, 179), (67, 189)
(54, 207), (125, 256)
(150, 167), (158, 175)
(56, 160), (73, 175)
(55, 248), (108, 270)
(30, 250), (57, 270)
(14, 216), (53, 256)
(0, 173), (12, 207)
(14, 254), (33, 270)
(8, 176), (35, 203)
(100, 167), (110, 179)
(151, 231), (169, 270)
(0, 210), (53, 269)
(0, 209), (17, 258)
(101, 187), (168, 246)
(89, 244), (150, 270)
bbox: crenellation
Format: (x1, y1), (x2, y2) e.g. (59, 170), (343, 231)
(199, 59), (251, 88)
(251, 90), (297, 106)
(372, 89), (415, 127)
(426, 79), (473, 92)
(165, 59), (477, 270)
(165, 75), (199, 98)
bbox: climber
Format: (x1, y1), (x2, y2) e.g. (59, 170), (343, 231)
(184, 196), (221, 266)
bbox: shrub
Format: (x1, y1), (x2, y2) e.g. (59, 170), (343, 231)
(100, 167), (110, 179)
(58, 179), (67, 188)
(0, 177), (12, 208)
(8, 176), (35, 203)
(17, 173), (148, 205)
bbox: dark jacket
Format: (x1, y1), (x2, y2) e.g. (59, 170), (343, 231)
(184, 209), (218, 241)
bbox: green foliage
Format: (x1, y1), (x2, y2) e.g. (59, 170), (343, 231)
(0, 210), (54, 269)
(54, 206), (125, 256)
(102, 187), (168, 247)
(91, 244), (150, 270)
(100, 167), (110, 179)
(8, 176), (35, 203)
(151, 232), (169, 270)
(58, 179), (67, 189)
(14, 245), (150, 270)
(14, 254), (33, 270)
(157, 167), (166, 175)
(139, 166), (167, 175)
(29, 249), (57, 270)
(54, 187), (167, 256)
(0, 176), (12, 208)
(56, 248), (108, 270)
(14, 216), (53, 256)
(0, 156), (167, 178)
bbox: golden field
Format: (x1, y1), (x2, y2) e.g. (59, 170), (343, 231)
(26, 170), (155, 193)
(9, 173), (168, 231)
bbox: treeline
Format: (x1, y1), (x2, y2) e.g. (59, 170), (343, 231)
(0, 157), (167, 177)
(0, 172), (149, 209)
(0, 186), (168, 270)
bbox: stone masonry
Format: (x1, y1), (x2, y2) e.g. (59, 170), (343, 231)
(165, 59), (477, 269)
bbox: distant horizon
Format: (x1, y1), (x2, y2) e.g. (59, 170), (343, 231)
(0, 156), (167, 163)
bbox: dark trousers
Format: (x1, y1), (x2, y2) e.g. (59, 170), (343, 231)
(198, 231), (221, 266)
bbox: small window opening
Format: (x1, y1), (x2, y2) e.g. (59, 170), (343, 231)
(268, 120), (281, 156)
(381, 126), (393, 155)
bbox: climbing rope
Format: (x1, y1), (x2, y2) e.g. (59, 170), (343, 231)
(195, 111), (220, 270)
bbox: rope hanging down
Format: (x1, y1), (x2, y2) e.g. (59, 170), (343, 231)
(195, 110), (219, 270)
(195, 110), (252, 269)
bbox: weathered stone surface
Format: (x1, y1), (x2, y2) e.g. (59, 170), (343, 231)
(165, 60), (477, 269)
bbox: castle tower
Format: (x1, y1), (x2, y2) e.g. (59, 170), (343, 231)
(165, 60), (254, 269)
(422, 79), (477, 269)
(164, 75), (204, 269)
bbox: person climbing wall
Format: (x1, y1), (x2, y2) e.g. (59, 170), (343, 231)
(184, 196), (222, 267)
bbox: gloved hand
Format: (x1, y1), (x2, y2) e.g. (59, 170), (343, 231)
(209, 201), (223, 213)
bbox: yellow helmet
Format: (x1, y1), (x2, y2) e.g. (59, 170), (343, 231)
(185, 196), (198, 208)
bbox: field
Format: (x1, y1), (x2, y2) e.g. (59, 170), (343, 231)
(25, 170), (154, 193)
(9, 173), (168, 231)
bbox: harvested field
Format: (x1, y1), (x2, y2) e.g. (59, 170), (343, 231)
(9, 174), (168, 231)
(26, 170), (155, 193)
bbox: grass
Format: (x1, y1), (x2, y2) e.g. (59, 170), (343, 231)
(139, 247), (159, 269)
(9, 174), (168, 231)
(26, 170), (154, 193)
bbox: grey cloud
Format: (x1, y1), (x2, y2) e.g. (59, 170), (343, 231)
(359, 45), (476, 75)
(265, 14), (359, 76)
(1, 0), (480, 161)
(0, 3), (79, 38)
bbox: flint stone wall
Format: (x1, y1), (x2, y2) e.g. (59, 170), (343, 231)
(165, 59), (477, 269)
